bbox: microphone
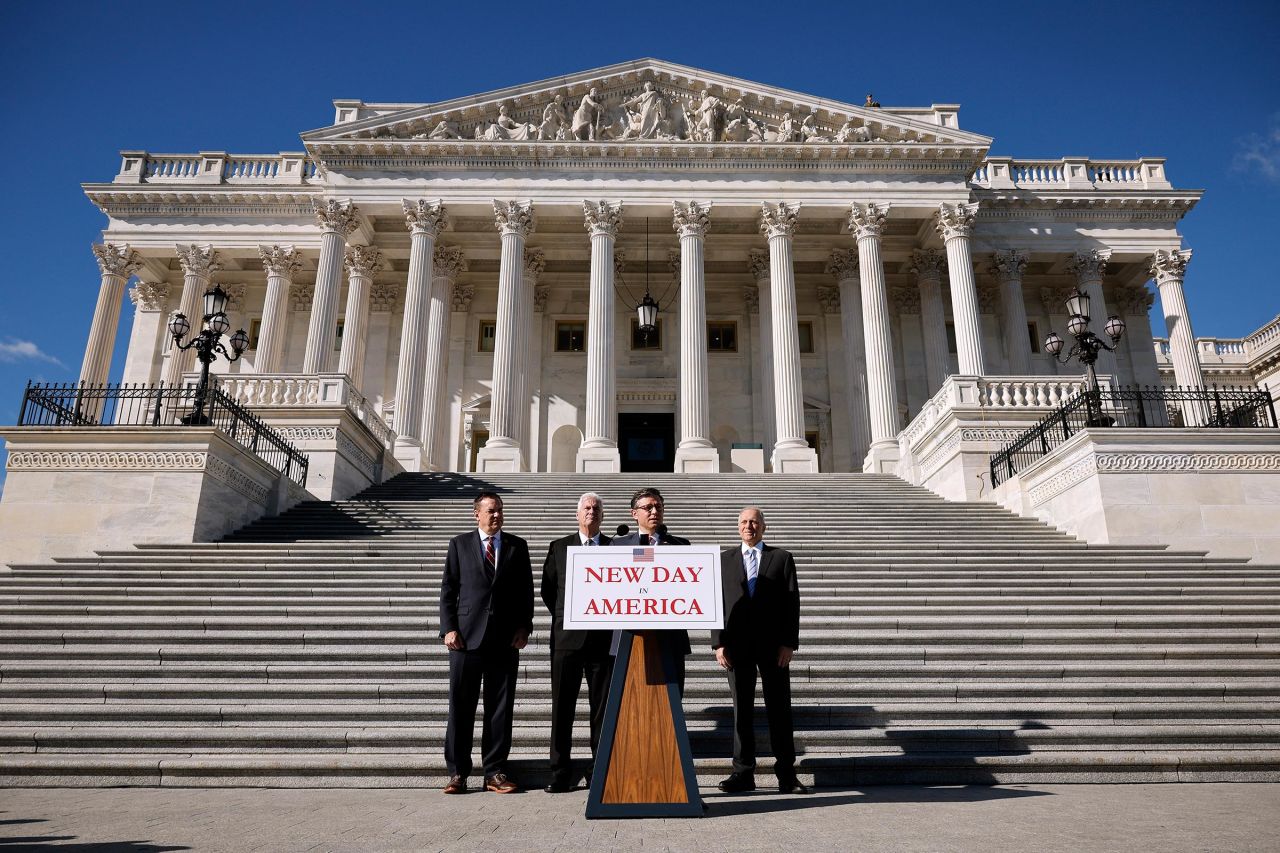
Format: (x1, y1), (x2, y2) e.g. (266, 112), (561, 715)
(615, 524), (630, 537)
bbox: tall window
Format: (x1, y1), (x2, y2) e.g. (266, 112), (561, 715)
(1028, 321), (1041, 354)
(707, 321), (738, 352)
(477, 321), (496, 353)
(797, 321), (815, 354)
(945, 321), (957, 355)
(556, 321), (586, 352)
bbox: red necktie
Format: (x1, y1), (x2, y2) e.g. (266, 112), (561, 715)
(484, 535), (495, 567)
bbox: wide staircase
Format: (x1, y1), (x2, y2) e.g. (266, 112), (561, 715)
(1, 472), (1278, 787)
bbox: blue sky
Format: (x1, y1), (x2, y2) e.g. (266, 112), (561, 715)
(1, 0), (1278, 489)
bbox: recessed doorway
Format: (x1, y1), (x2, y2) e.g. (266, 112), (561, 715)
(618, 413), (675, 472)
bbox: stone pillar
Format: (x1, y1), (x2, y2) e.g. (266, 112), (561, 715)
(577, 200), (623, 472)
(122, 281), (171, 386)
(748, 249), (776, 458)
(1151, 249), (1203, 388)
(671, 201), (720, 473)
(163, 244), (221, 388)
(529, 278), (550, 471)
(446, 283), (474, 471)
(517, 248), (544, 460)
(826, 249), (870, 469)
(849, 202), (900, 473)
(991, 249), (1032, 375)
(338, 245), (383, 392)
(303, 200), (358, 374)
(255, 245), (302, 374)
(1067, 249), (1118, 379)
(910, 248), (950, 394)
(393, 199), (448, 471)
(477, 200), (534, 472)
(759, 202), (818, 473)
(79, 244), (143, 388)
(1115, 285), (1161, 389)
(422, 246), (467, 471)
(935, 202), (987, 376)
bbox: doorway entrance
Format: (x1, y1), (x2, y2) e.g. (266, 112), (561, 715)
(618, 413), (675, 472)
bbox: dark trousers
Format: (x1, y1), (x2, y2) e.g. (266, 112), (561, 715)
(548, 646), (613, 777)
(445, 641), (519, 778)
(727, 648), (796, 779)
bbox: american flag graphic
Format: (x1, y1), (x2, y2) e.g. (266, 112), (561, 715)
(632, 547), (655, 562)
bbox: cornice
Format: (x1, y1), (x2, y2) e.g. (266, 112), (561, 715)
(972, 190), (1200, 218)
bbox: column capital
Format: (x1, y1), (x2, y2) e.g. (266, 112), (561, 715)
(370, 284), (400, 312)
(433, 245), (468, 280)
(493, 200), (534, 237)
(175, 244), (221, 278)
(403, 199), (450, 236)
(743, 285), (760, 314)
(343, 244), (385, 277)
(758, 201), (799, 238)
(673, 201), (712, 238)
(451, 283), (475, 312)
(847, 202), (890, 240)
(1150, 248), (1192, 283)
(989, 248), (1029, 282)
(1040, 284), (1075, 314)
(977, 283), (1000, 313)
(909, 248), (947, 281)
(128, 280), (170, 312)
(935, 202), (979, 241)
(92, 243), (143, 278)
(523, 247), (546, 280)
(291, 283), (314, 312)
(1113, 284), (1155, 314)
(747, 248), (770, 282)
(891, 285), (922, 314)
(1067, 248), (1111, 284)
(534, 284), (550, 313)
(825, 248), (859, 282)
(259, 244), (303, 276)
(314, 199), (359, 235)
(583, 200), (623, 237)
(817, 285), (841, 312)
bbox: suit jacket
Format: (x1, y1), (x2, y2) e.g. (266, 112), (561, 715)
(439, 529), (534, 650)
(612, 530), (692, 656)
(540, 531), (612, 652)
(711, 543), (800, 654)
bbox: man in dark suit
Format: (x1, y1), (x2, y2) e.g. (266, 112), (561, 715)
(540, 491), (613, 793)
(711, 506), (808, 795)
(439, 491), (533, 795)
(611, 487), (692, 691)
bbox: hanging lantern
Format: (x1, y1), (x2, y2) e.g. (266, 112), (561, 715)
(202, 284), (229, 319)
(637, 292), (658, 336)
(1064, 288), (1091, 321)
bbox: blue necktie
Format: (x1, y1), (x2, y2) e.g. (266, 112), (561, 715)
(745, 548), (758, 597)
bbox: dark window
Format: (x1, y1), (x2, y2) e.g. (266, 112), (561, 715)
(477, 321), (496, 353)
(1028, 321), (1041, 354)
(334, 319), (344, 350)
(797, 321), (815, 354)
(708, 321), (738, 353)
(556, 321), (586, 352)
(248, 318), (262, 350)
(945, 321), (957, 354)
(631, 318), (662, 350)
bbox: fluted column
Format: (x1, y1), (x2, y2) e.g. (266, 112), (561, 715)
(80, 244), (143, 389)
(162, 244), (221, 388)
(477, 200), (534, 472)
(911, 248), (950, 393)
(516, 248), (544, 460)
(255, 245), (302, 374)
(303, 200), (358, 374)
(577, 200), (623, 472)
(748, 249), (776, 457)
(827, 249), (870, 467)
(671, 201), (720, 473)
(393, 199), (448, 470)
(1151, 249), (1203, 389)
(122, 281), (172, 385)
(849, 203), (900, 473)
(935, 202), (986, 376)
(990, 249), (1032, 375)
(338, 245), (382, 391)
(1067, 249), (1118, 380)
(422, 246), (467, 471)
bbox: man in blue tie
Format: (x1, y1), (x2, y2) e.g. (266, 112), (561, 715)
(711, 506), (807, 795)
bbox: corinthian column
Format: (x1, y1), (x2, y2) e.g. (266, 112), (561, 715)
(255, 245), (302, 374)
(477, 200), (534, 472)
(394, 199), (448, 470)
(517, 248), (544, 460)
(1150, 249), (1203, 389)
(1067, 249), (1117, 380)
(163, 244), (221, 388)
(338, 245), (383, 391)
(422, 245), (467, 471)
(577, 200), (623, 472)
(672, 201), (720, 473)
(911, 248), (950, 393)
(303, 200), (358, 374)
(991, 249), (1032, 374)
(749, 249), (776, 456)
(935, 202), (986, 376)
(827, 249), (870, 467)
(80, 243), (143, 388)
(849, 202), (900, 473)
(760, 202), (818, 473)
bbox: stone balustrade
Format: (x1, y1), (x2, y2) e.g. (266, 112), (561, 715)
(971, 156), (1171, 191)
(1154, 323), (1280, 365)
(115, 151), (319, 185)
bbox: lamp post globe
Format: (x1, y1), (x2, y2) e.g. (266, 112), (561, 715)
(1104, 314), (1126, 341)
(1044, 331), (1064, 356)
(1067, 313), (1089, 337)
(168, 312), (191, 341)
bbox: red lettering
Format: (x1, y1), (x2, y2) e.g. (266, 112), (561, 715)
(585, 566), (605, 583)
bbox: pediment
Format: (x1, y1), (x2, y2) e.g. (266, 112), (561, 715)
(302, 59), (991, 151)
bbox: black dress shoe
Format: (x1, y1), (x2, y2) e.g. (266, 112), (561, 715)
(778, 778), (811, 794)
(544, 774), (573, 793)
(717, 772), (756, 793)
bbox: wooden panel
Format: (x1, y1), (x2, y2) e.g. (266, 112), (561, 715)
(601, 632), (687, 804)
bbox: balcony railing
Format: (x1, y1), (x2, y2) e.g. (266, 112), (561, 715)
(114, 151), (320, 186)
(989, 386), (1278, 487)
(17, 381), (309, 486)
(970, 156), (1172, 191)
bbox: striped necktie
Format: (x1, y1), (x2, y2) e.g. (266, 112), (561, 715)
(484, 535), (496, 567)
(745, 547), (758, 597)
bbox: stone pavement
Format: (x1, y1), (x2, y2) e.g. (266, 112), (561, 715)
(1, 784), (1278, 852)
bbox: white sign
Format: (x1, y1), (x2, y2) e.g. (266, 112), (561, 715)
(562, 545), (724, 630)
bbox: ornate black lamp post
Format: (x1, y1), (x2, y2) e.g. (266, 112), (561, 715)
(167, 284), (248, 425)
(1044, 288), (1126, 425)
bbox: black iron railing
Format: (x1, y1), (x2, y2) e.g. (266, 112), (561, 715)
(990, 385), (1278, 487)
(18, 381), (308, 486)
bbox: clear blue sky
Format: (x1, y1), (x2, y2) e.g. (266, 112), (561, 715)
(1, 0), (1278, 487)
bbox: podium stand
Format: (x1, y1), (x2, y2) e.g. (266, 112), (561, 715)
(585, 630), (703, 818)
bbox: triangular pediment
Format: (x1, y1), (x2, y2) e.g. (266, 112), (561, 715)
(302, 59), (991, 150)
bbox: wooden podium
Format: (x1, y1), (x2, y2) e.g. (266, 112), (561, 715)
(586, 630), (703, 818)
